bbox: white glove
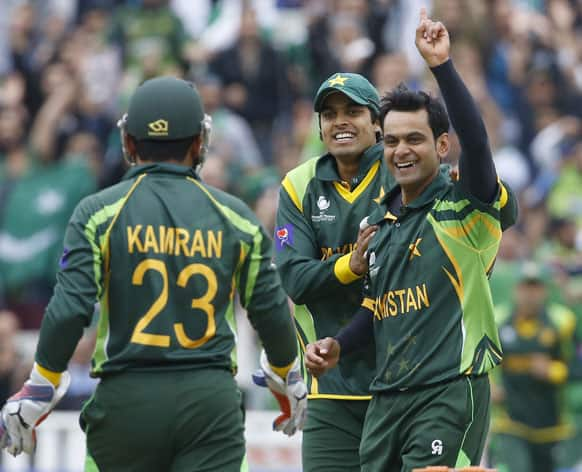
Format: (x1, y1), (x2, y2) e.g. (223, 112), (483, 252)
(1, 367), (70, 456)
(252, 350), (308, 436)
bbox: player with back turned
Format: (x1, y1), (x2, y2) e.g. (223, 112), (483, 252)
(0, 77), (307, 471)
(306, 9), (517, 471)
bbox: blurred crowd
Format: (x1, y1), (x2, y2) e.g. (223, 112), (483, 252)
(0, 0), (581, 469)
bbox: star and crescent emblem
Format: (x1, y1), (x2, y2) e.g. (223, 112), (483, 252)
(328, 74), (349, 87)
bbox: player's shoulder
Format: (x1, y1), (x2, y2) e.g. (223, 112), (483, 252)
(281, 156), (321, 211)
(284, 156), (319, 188)
(71, 180), (135, 223)
(285, 155), (320, 180)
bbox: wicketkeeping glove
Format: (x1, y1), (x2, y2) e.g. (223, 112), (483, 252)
(1, 366), (71, 456)
(252, 350), (307, 436)
(0, 416), (9, 449)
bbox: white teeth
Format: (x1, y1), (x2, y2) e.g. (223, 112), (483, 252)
(335, 132), (354, 140)
(396, 162), (415, 169)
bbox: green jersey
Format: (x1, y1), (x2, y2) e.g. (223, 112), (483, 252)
(492, 303), (577, 441)
(275, 143), (395, 399)
(36, 163), (297, 376)
(362, 171), (511, 392)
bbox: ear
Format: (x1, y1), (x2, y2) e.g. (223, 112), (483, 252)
(435, 133), (449, 160)
(125, 134), (138, 164)
(189, 135), (204, 167)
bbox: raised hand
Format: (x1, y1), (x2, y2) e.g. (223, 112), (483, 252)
(415, 7), (450, 68)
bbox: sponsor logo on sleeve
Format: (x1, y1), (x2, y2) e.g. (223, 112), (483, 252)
(274, 224), (294, 251)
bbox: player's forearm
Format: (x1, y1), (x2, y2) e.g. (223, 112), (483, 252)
(431, 60), (497, 203)
(251, 303), (298, 368)
(334, 306), (374, 355)
(278, 255), (360, 305)
(35, 307), (86, 373)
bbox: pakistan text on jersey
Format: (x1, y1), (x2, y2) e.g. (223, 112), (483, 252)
(127, 225), (223, 258)
(320, 242), (356, 260)
(373, 284), (430, 319)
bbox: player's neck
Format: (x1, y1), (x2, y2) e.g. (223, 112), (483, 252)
(334, 156), (360, 183)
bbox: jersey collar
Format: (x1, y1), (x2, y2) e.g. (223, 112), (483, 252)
(315, 142), (383, 182)
(368, 168), (450, 224)
(123, 163), (200, 181)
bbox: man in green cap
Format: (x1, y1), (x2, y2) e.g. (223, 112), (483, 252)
(274, 17), (518, 472)
(304, 9), (519, 470)
(0, 76), (307, 471)
(272, 71), (392, 471)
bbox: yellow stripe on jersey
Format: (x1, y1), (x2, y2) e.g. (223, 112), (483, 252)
(498, 179), (508, 208)
(333, 161), (380, 204)
(308, 393), (372, 400)
(282, 176), (303, 212)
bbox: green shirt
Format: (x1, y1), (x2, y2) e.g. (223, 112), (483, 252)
(363, 171), (509, 392)
(275, 143), (395, 399)
(492, 303), (576, 441)
(36, 163), (297, 376)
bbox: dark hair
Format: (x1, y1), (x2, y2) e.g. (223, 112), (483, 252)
(379, 83), (449, 140)
(134, 137), (196, 162)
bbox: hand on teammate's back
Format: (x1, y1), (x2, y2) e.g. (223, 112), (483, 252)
(350, 218), (378, 276)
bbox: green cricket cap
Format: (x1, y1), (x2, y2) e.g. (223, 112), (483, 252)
(126, 76), (205, 141)
(314, 73), (380, 115)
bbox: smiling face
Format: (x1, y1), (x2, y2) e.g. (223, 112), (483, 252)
(319, 92), (379, 165)
(383, 109), (449, 204)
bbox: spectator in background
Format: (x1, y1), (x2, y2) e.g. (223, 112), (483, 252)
(370, 51), (413, 97)
(239, 167), (281, 236)
(197, 73), (264, 169)
(547, 137), (582, 230)
(306, 0), (386, 87)
(489, 226), (531, 308)
(209, 4), (291, 163)
(490, 261), (582, 472)
(108, 0), (190, 98)
(537, 216), (582, 471)
(0, 63), (97, 329)
(0, 310), (30, 406)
